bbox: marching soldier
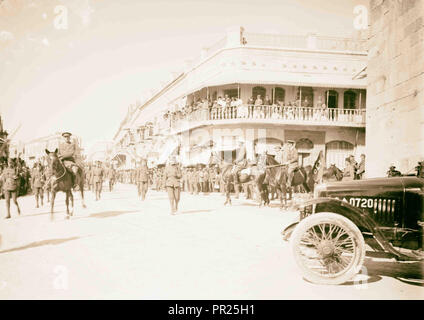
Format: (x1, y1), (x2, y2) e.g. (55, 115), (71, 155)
(107, 165), (116, 192)
(136, 159), (149, 201)
(31, 162), (45, 208)
(1, 159), (21, 218)
(164, 155), (182, 214)
(92, 161), (104, 201)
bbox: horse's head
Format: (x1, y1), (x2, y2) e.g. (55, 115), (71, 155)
(45, 148), (61, 173)
(330, 164), (343, 181)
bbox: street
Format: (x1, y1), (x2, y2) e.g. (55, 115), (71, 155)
(0, 184), (422, 300)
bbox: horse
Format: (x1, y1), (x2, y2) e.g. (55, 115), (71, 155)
(45, 149), (86, 219)
(261, 154), (290, 208)
(209, 151), (261, 205)
(309, 150), (343, 184)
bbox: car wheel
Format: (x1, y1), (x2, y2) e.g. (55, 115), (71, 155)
(290, 212), (366, 285)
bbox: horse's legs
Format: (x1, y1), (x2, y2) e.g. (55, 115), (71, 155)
(80, 183), (86, 208)
(70, 191), (74, 216)
(50, 191), (56, 219)
(65, 191), (70, 218)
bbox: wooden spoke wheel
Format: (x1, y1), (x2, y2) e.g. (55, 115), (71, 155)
(290, 212), (365, 285)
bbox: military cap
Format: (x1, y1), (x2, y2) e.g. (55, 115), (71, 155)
(62, 132), (72, 137)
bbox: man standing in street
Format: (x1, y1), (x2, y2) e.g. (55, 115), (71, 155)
(1, 159), (21, 218)
(92, 161), (104, 201)
(137, 159), (149, 201)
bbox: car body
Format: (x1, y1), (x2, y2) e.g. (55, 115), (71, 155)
(283, 176), (424, 284)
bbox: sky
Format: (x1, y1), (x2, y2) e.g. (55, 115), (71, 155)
(0, 0), (369, 153)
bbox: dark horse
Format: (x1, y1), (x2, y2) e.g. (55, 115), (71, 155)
(209, 151), (261, 205)
(45, 149), (86, 219)
(309, 150), (343, 184)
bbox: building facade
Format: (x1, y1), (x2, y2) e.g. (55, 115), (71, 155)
(113, 30), (367, 171)
(366, 0), (424, 177)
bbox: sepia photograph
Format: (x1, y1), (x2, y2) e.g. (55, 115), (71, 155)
(0, 0), (423, 305)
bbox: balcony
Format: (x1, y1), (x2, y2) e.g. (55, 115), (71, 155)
(165, 105), (366, 134)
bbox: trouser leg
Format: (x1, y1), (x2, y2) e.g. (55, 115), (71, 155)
(5, 191), (11, 218)
(12, 191), (20, 215)
(174, 187), (180, 211)
(167, 187), (176, 212)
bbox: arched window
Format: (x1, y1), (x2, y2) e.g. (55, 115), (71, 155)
(274, 87), (285, 104)
(297, 87), (314, 107)
(325, 90), (338, 108)
(344, 90), (356, 109)
(252, 86), (266, 101)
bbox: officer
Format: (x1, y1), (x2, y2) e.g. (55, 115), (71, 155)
(164, 155), (182, 214)
(58, 132), (81, 187)
(92, 161), (104, 201)
(1, 159), (21, 218)
(137, 159), (149, 201)
(284, 140), (298, 188)
(387, 165), (401, 177)
(31, 162), (45, 208)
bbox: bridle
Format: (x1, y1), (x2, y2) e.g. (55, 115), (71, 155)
(50, 155), (67, 181)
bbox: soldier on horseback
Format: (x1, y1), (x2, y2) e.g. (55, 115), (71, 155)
(58, 132), (82, 187)
(283, 140), (299, 189)
(232, 139), (248, 185)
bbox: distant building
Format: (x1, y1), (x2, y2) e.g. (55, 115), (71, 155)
(113, 29), (367, 170)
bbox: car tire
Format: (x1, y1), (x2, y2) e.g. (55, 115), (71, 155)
(291, 212), (366, 285)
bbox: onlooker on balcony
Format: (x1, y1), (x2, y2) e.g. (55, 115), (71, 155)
(264, 95), (272, 105)
(254, 95), (263, 106)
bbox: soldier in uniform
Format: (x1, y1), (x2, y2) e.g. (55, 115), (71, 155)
(1, 159), (21, 218)
(92, 161), (104, 201)
(58, 132), (82, 187)
(107, 164), (116, 192)
(164, 155), (182, 214)
(232, 140), (248, 198)
(284, 140), (299, 188)
(43, 163), (53, 203)
(31, 162), (45, 208)
(137, 159), (149, 201)
(356, 154), (365, 179)
(342, 157), (355, 181)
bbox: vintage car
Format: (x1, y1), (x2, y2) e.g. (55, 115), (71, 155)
(282, 176), (424, 285)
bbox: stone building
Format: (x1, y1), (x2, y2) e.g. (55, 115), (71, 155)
(366, 0), (424, 177)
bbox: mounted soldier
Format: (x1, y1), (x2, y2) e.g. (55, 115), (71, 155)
(58, 132), (83, 188)
(232, 139), (248, 184)
(283, 140), (299, 188)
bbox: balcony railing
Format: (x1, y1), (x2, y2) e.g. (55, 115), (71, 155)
(164, 105), (365, 133)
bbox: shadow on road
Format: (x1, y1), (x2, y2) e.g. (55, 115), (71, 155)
(340, 258), (424, 287)
(0, 236), (81, 254)
(89, 210), (139, 219)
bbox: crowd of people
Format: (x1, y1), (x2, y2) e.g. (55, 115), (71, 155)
(161, 94), (359, 127)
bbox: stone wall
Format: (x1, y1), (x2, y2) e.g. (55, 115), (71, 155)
(367, 0), (424, 177)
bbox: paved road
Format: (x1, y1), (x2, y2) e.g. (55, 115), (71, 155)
(0, 184), (422, 299)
